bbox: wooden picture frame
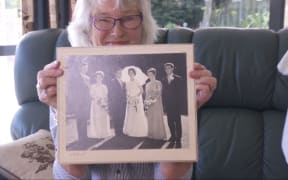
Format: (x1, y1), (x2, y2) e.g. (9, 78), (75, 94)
(57, 44), (197, 164)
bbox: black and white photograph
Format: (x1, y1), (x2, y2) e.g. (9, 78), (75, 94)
(57, 45), (197, 164)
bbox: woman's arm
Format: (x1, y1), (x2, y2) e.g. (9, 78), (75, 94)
(156, 163), (193, 179)
(61, 164), (89, 178)
(152, 81), (162, 102)
(53, 159), (90, 179)
(103, 84), (108, 96)
(81, 75), (90, 87)
(138, 84), (144, 97)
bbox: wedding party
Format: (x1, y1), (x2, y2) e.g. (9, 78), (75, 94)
(64, 53), (188, 151)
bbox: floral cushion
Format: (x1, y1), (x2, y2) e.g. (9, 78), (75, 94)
(0, 130), (54, 179)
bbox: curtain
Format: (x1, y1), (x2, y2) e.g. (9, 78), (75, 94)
(49, 0), (57, 28)
(22, 0), (34, 34)
(22, 0), (75, 34)
(33, 0), (50, 30)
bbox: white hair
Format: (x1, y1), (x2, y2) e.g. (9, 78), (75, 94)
(67, 0), (159, 47)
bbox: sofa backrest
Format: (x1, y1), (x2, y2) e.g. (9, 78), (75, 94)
(14, 28), (288, 112)
(194, 28), (280, 109)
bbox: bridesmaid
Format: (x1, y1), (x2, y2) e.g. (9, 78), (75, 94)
(144, 68), (167, 140)
(88, 71), (113, 138)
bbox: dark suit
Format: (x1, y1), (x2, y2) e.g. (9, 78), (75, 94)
(69, 71), (91, 141)
(162, 74), (183, 147)
(108, 78), (126, 136)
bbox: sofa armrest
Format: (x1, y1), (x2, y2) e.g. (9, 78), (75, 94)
(10, 102), (49, 139)
(10, 102), (49, 140)
(12, 29), (64, 139)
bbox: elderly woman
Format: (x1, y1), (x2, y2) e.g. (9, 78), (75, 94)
(36, 0), (217, 179)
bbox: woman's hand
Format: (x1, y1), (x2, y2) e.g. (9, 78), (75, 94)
(62, 164), (89, 178)
(160, 162), (192, 179)
(189, 63), (217, 109)
(36, 61), (63, 108)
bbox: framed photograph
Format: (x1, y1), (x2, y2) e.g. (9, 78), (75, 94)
(57, 44), (197, 164)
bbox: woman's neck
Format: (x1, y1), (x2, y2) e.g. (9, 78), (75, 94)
(150, 78), (156, 81)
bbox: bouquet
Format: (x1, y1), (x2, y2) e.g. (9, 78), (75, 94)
(96, 97), (108, 111)
(128, 96), (140, 112)
(144, 96), (156, 112)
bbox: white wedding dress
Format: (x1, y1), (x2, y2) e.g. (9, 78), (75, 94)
(87, 84), (113, 138)
(123, 80), (148, 137)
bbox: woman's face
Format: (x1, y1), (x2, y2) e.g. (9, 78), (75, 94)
(165, 65), (174, 75)
(147, 71), (155, 80)
(80, 62), (88, 74)
(96, 74), (103, 83)
(90, 0), (142, 46)
(128, 70), (135, 78)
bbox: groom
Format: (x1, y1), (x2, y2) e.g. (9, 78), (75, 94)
(108, 67), (127, 136)
(162, 62), (183, 148)
(69, 58), (91, 143)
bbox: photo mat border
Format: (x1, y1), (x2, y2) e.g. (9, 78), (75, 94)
(57, 44), (197, 164)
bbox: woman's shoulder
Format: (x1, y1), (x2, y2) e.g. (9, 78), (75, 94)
(152, 80), (162, 86)
(129, 80), (140, 85)
(135, 80), (141, 84)
(155, 80), (162, 84)
(90, 84), (97, 88)
(173, 74), (182, 79)
(101, 84), (108, 89)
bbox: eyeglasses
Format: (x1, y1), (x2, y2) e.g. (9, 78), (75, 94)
(90, 14), (143, 31)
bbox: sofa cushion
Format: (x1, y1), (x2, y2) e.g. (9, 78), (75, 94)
(263, 111), (288, 178)
(196, 108), (263, 179)
(11, 102), (50, 139)
(193, 28), (278, 109)
(0, 129), (54, 179)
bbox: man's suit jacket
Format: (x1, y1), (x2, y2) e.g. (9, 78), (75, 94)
(161, 74), (183, 113)
(108, 78), (126, 119)
(73, 73), (91, 121)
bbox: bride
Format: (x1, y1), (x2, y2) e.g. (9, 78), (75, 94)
(123, 67), (148, 137)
